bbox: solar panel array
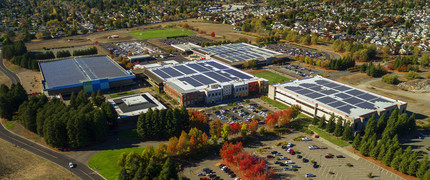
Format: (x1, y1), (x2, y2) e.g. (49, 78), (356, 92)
(150, 60), (255, 88)
(198, 43), (282, 62)
(40, 56), (132, 89)
(282, 78), (395, 115)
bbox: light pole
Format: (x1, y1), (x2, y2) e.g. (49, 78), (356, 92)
(379, 168), (382, 180)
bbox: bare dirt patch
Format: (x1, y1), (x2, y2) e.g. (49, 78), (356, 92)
(369, 80), (398, 91)
(347, 147), (419, 180)
(335, 73), (373, 85)
(16, 70), (43, 94)
(0, 138), (78, 180)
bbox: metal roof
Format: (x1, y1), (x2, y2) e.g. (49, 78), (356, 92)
(197, 43), (282, 63)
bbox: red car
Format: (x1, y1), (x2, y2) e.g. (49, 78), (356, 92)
(267, 155), (275, 158)
(288, 150), (295, 155)
(325, 155), (334, 158)
(314, 135), (319, 138)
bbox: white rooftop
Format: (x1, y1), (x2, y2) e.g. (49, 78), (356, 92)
(123, 95), (148, 106)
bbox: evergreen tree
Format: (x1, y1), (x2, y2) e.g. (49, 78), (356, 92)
(376, 112), (387, 135)
(399, 156), (410, 173)
(173, 108), (183, 136)
(311, 116), (319, 125)
(382, 147), (394, 166)
(370, 143), (381, 159)
(180, 106), (190, 131)
(396, 113), (408, 135)
(407, 113), (416, 132)
(342, 121), (354, 141)
(118, 168), (130, 180)
(407, 158), (418, 176)
(158, 158), (178, 180)
(165, 109), (175, 137)
(359, 140), (371, 156)
(137, 113), (147, 139)
(390, 155), (402, 170)
(382, 108), (399, 140)
(352, 134), (361, 149)
(69, 92), (77, 108)
(101, 102), (118, 127)
(93, 110), (108, 142)
(417, 156), (429, 179)
(144, 157), (160, 179)
(424, 170), (430, 180)
(326, 114), (336, 133)
(363, 114), (377, 139)
(333, 117), (344, 137)
(134, 166), (145, 180)
(318, 115), (326, 128)
(377, 144), (386, 160)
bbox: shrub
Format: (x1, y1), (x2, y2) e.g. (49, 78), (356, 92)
(256, 146), (271, 153)
(329, 171), (335, 175)
(405, 71), (421, 80)
(367, 172), (373, 178)
(381, 74), (399, 84)
(275, 141), (289, 146)
(346, 163), (353, 167)
(293, 135), (306, 141)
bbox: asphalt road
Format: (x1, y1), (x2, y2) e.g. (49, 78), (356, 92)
(0, 50), (20, 84)
(0, 123), (104, 180)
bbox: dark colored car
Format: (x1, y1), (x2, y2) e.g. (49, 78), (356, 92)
(297, 155), (302, 159)
(302, 158), (309, 163)
(267, 155), (275, 158)
(336, 155), (345, 158)
(325, 155), (334, 158)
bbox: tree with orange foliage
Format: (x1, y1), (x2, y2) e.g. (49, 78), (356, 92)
(125, 62), (134, 69)
(209, 120), (222, 143)
(188, 109), (209, 130)
(248, 120), (258, 134)
(201, 133), (209, 145)
(220, 142), (243, 163)
(176, 131), (188, 154)
(210, 32), (215, 37)
(189, 136), (198, 151)
(167, 136), (178, 155)
(265, 109), (295, 130)
(229, 122), (242, 135)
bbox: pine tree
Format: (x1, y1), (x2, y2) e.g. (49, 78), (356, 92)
(359, 140), (370, 156)
(333, 117), (344, 137)
(407, 113), (416, 132)
(311, 116), (319, 125)
(370, 143), (381, 158)
(158, 158), (178, 180)
(376, 112), (387, 135)
(417, 156), (429, 179)
(377, 144), (386, 160)
(180, 106), (190, 131)
(382, 147), (394, 166)
(363, 114), (377, 139)
(93, 110), (108, 142)
(390, 155), (402, 170)
(352, 135), (361, 149)
(165, 109), (175, 137)
(407, 158), (418, 176)
(173, 108), (183, 136)
(399, 156), (410, 173)
(137, 113), (147, 139)
(342, 121), (354, 141)
(69, 92), (77, 108)
(424, 170), (430, 180)
(318, 115), (326, 128)
(326, 114), (336, 133)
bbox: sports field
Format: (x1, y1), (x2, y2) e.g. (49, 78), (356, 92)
(129, 28), (195, 39)
(252, 71), (291, 84)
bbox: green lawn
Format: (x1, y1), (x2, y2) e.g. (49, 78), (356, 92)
(309, 126), (350, 147)
(110, 91), (135, 98)
(118, 128), (140, 142)
(5, 121), (16, 130)
(252, 71), (291, 84)
(88, 147), (146, 180)
(130, 28), (195, 39)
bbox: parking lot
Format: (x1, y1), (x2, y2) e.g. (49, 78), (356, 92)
(263, 43), (329, 60)
(100, 41), (162, 57)
(250, 132), (405, 180)
(207, 103), (269, 124)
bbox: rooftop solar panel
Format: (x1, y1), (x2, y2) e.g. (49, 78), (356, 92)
(321, 82), (338, 88)
(317, 97), (337, 104)
(309, 85), (323, 92)
(327, 101), (345, 108)
(320, 89), (337, 95)
(284, 86), (303, 92)
(337, 104), (355, 113)
(77, 56), (128, 79)
(304, 92), (324, 99)
(216, 71), (237, 80)
(179, 77), (203, 87)
(335, 93), (351, 99)
(162, 67), (183, 77)
(192, 74), (216, 85)
(300, 83), (317, 88)
(315, 80), (331, 85)
(40, 59), (85, 88)
(369, 98), (391, 103)
(357, 93), (378, 101)
(333, 85), (351, 91)
(225, 69), (253, 79)
(205, 61), (229, 70)
(343, 97), (362, 105)
(187, 63), (210, 72)
(346, 89), (364, 96)
(356, 102), (375, 109)
(153, 69), (171, 79)
(297, 89), (313, 95)
(174, 65), (196, 75)
(203, 72), (230, 83)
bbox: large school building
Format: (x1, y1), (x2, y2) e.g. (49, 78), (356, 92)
(39, 56), (135, 95)
(144, 60), (268, 106)
(268, 76), (407, 130)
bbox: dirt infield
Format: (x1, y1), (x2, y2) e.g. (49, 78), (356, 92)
(0, 138), (77, 180)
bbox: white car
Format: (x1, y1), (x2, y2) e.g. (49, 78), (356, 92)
(285, 160), (295, 164)
(305, 173), (316, 177)
(69, 162), (75, 168)
(309, 146), (318, 150)
(302, 137), (311, 141)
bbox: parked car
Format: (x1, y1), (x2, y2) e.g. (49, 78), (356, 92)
(325, 155), (334, 158)
(297, 155), (302, 159)
(218, 164), (225, 168)
(287, 143), (293, 147)
(302, 158), (309, 163)
(305, 173), (316, 177)
(283, 168), (292, 171)
(314, 135), (319, 138)
(275, 153), (283, 156)
(200, 177), (210, 180)
(197, 173), (205, 176)
(267, 155), (275, 158)
(271, 151), (278, 154)
(336, 155), (345, 158)
(285, 160), (295, 164)
(309, 146), (319, 150)
(302, 137), (311, 141)
(292, 165), (299, 168)
(275, 161), (281, 164)
(69, 162), (75, 168)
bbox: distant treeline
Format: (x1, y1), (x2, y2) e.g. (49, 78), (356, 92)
(73, 47), (97, 56)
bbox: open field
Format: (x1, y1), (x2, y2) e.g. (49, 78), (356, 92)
(130, 28), (195, 39)
(88, 147), (146, 180)
(309, 126), (350, 147)
(17, 70), (43, 94)
(251, 70), (291, 84)
(0, 138), (78, 180)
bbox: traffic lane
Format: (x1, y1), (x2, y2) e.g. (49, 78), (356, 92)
(0, 51), (20, 84)
(0, 123), (104, 180)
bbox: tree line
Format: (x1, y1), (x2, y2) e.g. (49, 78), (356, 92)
(327, 57), (355, 70)
(117, 145), (178, 180)
(360, 62), (385, 77)
(311, 114), (354, 141)
(390, 56), (419, 72)
(0, 83), (28, 119)
(72, 47), (98, 56)
(200, 37), (249, 47)
(350, 109), (430, 179)
(1, 41), (39, 70)
(15, 90), (116, 148)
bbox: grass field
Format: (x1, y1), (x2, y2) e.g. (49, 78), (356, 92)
(88, 147), (146, 180)
(252, 71), (291, 84)
(130, 28), (195, 39)
(309, 126), (350, 147)
(110, 91), (135, 98)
